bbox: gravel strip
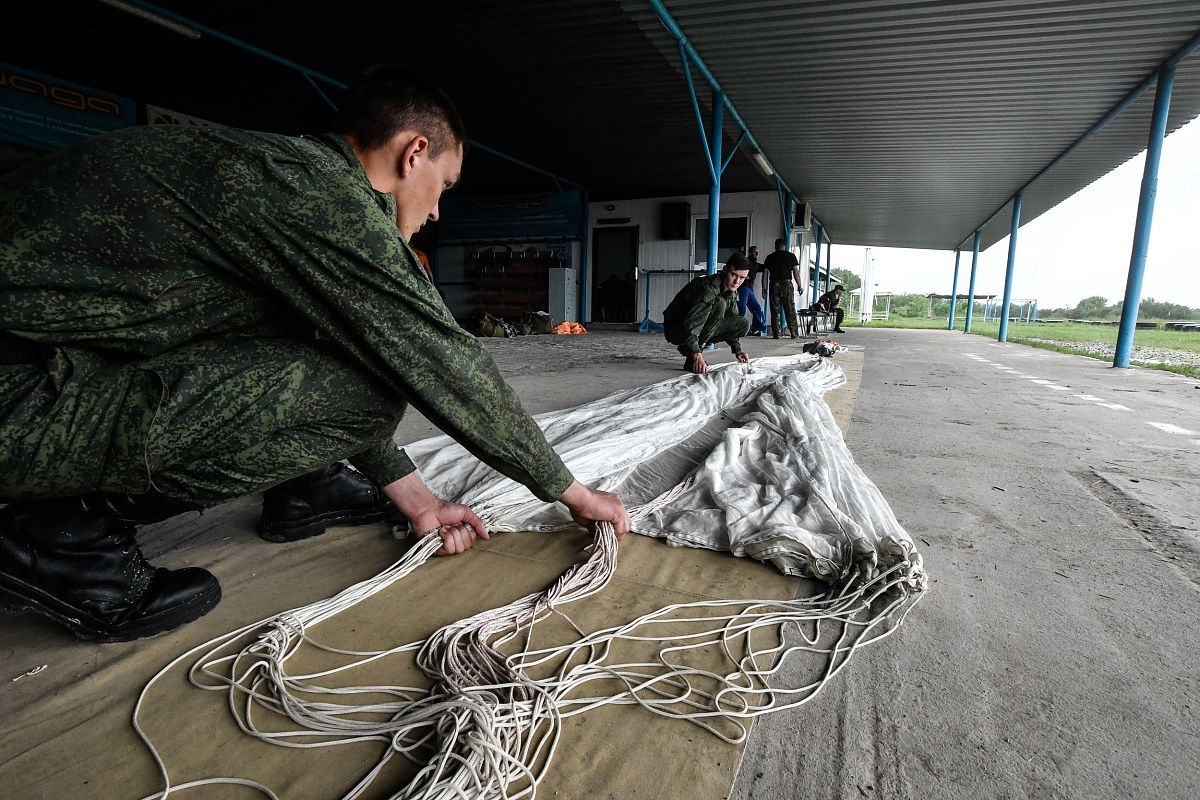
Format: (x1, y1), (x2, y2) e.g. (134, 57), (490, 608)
(1020, 337), (1200, 367)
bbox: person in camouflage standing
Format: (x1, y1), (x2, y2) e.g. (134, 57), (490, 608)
(0, 65), (629, 642)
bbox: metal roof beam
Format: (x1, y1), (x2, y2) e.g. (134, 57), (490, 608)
(106, 0), (585, 190)
(956, 26), (1200, 249)
(647, 0), (828, 238)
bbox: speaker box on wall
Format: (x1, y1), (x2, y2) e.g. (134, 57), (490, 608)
(659, 201), (690, 240)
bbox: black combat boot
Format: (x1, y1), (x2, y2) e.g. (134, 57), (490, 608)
(258, 462), (396, 543)
(0, 499), (221, 642)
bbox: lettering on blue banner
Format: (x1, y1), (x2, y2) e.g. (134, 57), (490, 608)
(0, 64), (135, 150)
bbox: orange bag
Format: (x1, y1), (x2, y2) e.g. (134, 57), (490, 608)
(552, 321), (588, 335)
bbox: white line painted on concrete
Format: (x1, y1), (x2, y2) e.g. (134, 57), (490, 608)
(1030, 379), (1055, 384)
(1074, 394), (1105, 402)
(1047, 385), (1071, 391)
(1096, 403), (1131, 411)
(1147, 422), (1198, 435)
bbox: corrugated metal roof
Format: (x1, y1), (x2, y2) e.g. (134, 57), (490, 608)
(3, 1), (1198, 251)
(623, 0), (1200, 249)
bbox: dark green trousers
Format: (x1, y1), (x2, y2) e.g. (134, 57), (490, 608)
(0, 338), (402, 506)
(665, 309), (750, 358)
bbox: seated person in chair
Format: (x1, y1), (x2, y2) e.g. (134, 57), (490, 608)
(663, 254), (752, 374)
(811, 284), (847, 333)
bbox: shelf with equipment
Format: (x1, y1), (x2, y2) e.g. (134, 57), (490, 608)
(468, 244), (566, 321)
(437, 189), (587, 324)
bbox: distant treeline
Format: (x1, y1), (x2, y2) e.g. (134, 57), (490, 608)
(827, 269), (1200, 321)
(1037, 295), (1200, 321)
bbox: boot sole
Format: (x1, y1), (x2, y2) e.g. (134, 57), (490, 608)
(258, 500), (396, 544)
(0, 573), (221, 643)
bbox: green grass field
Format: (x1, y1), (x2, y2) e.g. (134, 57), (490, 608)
(841, 317), (1200, 378)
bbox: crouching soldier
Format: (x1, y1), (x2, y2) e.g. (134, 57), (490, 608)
(663, 253), (752, 375)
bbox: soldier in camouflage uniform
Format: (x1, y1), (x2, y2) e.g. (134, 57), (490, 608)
(0, 65), (629, 642)
(662, 253), (752, 375)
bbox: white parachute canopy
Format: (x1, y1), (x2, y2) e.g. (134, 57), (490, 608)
(405, 354), (922, 586)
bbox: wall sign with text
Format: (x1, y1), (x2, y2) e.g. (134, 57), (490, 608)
(0, 64), (135, 150)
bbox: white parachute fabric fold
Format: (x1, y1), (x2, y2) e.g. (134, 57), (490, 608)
(404, 354), (920, 586)
(638, 365), (918, 584)
(404, 355), (839, 528)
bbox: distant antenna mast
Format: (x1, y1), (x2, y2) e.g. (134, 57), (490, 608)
(860, 247), (874, 324)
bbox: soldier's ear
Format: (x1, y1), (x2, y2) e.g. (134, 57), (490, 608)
(394, 133), (431, 178)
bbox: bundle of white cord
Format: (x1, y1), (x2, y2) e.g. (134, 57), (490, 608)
(134, 520), (923, 800)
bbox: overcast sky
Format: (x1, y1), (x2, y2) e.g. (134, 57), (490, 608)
(826, 115), (1200, 310)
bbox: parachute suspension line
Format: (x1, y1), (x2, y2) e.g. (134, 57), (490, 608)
(134, 477), (924, 800)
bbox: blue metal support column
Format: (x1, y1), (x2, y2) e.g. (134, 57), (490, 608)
(998, 194), (1023, 342)
(707, 89), (725, 275)
(1115, 65), (1176, 368)
(948, 248), (961, 330)
(811, 224), (824, 305)
(652, 0), (808, 272)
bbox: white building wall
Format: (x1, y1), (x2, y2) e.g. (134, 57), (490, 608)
(587, 191), (804, 325)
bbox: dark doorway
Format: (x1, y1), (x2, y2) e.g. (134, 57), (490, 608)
(592, 226), (638, 323)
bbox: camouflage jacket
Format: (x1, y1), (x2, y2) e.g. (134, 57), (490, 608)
(662, 273), (743, 354)
(0, 125), (573, 501)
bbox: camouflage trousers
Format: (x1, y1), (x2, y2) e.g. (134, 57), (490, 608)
(0, 338), (402, 507)
(665, 309), (750, 358)
(769, 279), (799, 338)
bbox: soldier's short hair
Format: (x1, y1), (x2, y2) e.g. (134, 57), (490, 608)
(338, 64), (467, 158)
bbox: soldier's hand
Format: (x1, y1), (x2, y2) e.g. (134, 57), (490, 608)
(559, 480), (631, 540)
(383, 472), (489, 556)
(736, 351), (750, 364)
(412, 502), (488, 556)
(689, 352), (708, 374)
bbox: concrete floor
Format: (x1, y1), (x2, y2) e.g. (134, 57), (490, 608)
(469, 326), (1200, 800)
(8, 325), (1198, 799)
(729, 327), (1200, 800)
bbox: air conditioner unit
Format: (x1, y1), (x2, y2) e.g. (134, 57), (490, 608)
(793, 201), (813, 231)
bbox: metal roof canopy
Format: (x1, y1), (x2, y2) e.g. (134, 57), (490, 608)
(3, 1), (1200, 253)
